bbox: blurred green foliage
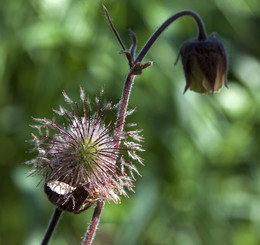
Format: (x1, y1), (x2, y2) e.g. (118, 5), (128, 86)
(1, 0), (260, 244)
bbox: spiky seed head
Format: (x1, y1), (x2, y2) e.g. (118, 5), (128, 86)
(26, 88), (143, 214)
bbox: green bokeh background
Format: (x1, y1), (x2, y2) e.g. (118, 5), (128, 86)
(1, 0), (260, 244)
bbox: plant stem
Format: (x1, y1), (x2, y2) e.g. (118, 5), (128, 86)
(82, 8), (208, 245)
(114, 73), (136, 140)
(135, 9), (207, 64)
(115, 10), (207, 138)
(41, 208), (63, 245)
(82, 201), (105, 245)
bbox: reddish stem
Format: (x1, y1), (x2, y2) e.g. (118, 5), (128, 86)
(114, 10), (207, 142)
(82, 201), (105, 245)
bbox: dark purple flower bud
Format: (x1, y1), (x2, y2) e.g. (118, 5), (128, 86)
(177, 37), (228, 93)
(26, 87), (143, 214)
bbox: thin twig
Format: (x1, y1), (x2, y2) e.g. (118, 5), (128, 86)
(103, 5), (126, 51)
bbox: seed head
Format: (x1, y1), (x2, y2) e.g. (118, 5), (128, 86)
(26, 87), (143, 214)
(176, 37), (228, 93)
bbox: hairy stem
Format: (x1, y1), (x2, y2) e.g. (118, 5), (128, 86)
(41, 208), (63, 245)
(82, 201), (105, 245)
(114, 73), (136, 141)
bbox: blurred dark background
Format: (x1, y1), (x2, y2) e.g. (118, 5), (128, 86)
(1, 0), (260, 244)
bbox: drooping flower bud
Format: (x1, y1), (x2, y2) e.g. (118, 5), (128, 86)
(26, 88), (143, 214)
(176, 37), (228, 93)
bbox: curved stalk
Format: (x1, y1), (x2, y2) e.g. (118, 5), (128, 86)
(135, 10), (207, 64)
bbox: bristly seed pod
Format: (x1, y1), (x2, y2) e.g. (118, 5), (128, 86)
(176, 37), (228, 93)
(26, 87), (143, 214)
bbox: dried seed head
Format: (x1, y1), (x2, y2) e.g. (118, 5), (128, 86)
(176, 37), (228, 93)
(26, 88), (143, 214)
